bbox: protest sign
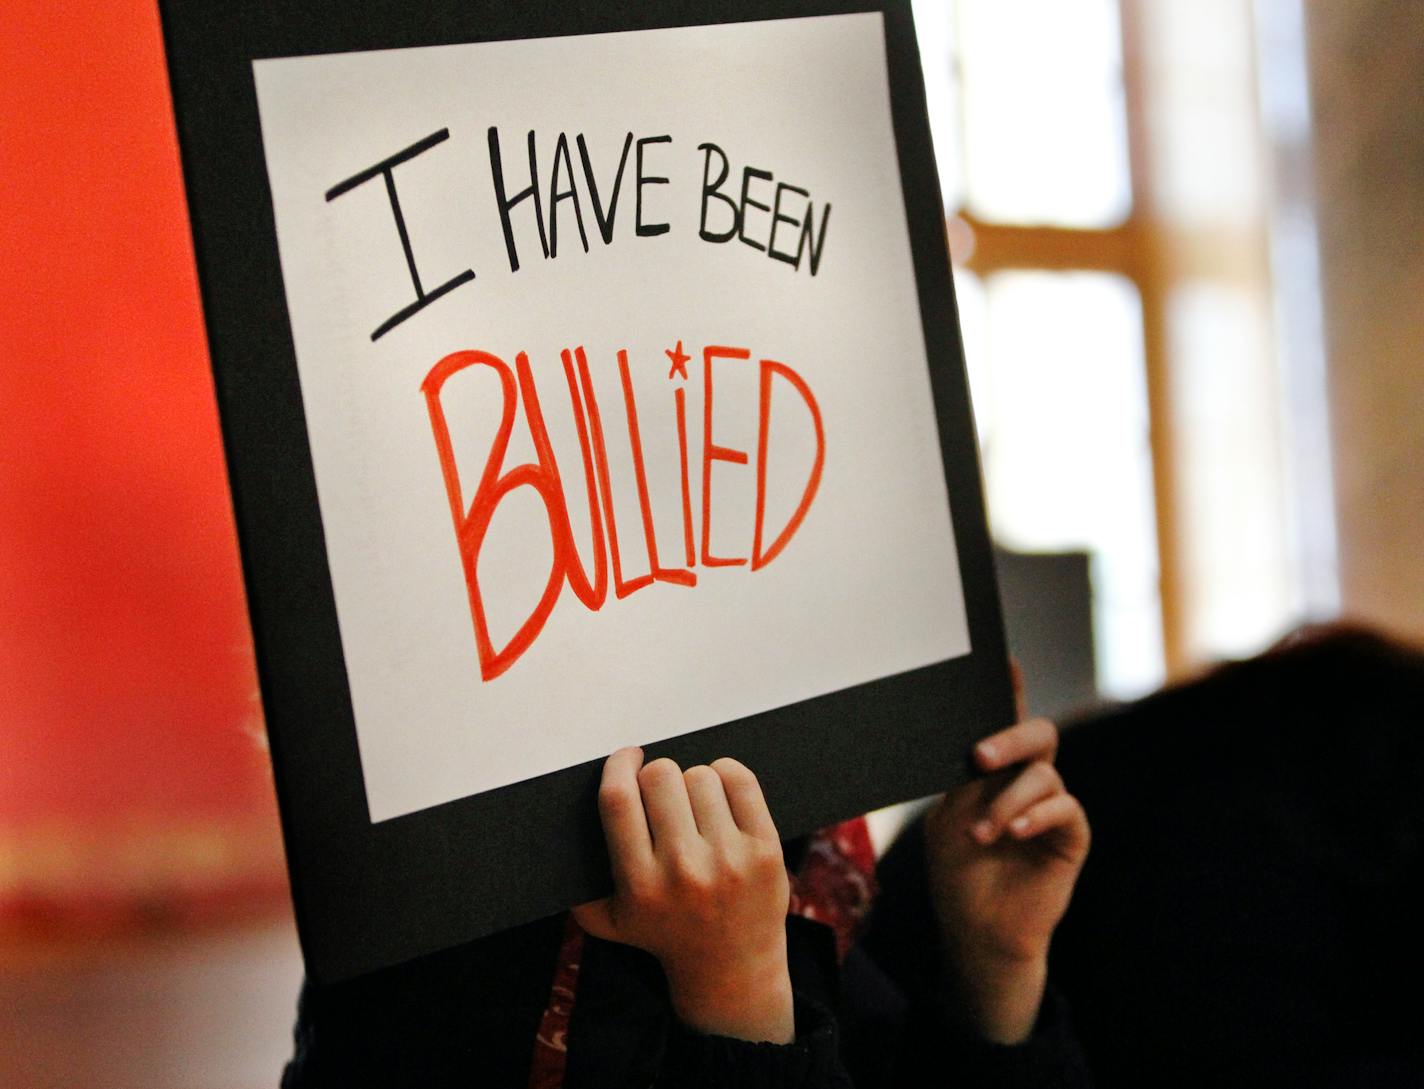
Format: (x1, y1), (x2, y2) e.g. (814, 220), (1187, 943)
(161, 0), (1012, 981)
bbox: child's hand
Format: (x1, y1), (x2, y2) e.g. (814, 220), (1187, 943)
(924, 718), (1090, 1044)
(574, 747), (795, 1044)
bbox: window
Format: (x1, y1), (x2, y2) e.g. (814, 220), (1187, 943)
(912, 0), (1327, 695)
(914, 0), (1160, 699)
(958, 270), (1162, 698)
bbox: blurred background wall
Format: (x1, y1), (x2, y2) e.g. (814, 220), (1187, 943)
(1305, 0), (1424, 648)
(1, 0), (285, 929)
(2, 5), (298, 1085)
(1, 0), (1420, 1086)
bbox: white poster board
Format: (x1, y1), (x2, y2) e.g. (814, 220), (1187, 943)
(252, 12), (969, 823)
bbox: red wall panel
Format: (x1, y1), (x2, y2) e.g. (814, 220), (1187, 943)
(1, 1), (279, 905)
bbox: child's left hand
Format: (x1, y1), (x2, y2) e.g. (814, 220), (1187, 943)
(924, 717), (1091, 1044)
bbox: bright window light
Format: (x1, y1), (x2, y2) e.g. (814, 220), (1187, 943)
(958, 0), (1132, 227)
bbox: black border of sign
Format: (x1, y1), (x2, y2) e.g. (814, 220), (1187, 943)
(158, 0), (1014, 984)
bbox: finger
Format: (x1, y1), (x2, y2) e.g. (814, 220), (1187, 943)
(711, 758), (779, 841)
(974, 717), (1058, 772)
(571, 898), (618, 941)
(598, 747), (653, 879)
(684, 764), (738, 842)
(1006, 792), (1091, 858)
(638, 757), (699, 851)
(971, 760), (1063, 844)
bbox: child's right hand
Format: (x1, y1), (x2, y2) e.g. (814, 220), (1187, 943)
(574, 747), (795, 1044)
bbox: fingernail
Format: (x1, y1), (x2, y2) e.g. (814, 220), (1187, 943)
(971, 819), (995, 844)
(976, 741), (997, 766)
(1009, 815), (1031, 836)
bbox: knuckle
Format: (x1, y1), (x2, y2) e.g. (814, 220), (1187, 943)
(708, 850), (742, 886)
(672, 858), (715, 897)
(623, 872), (662, 911)
(749, 837), (785, 871)
(988, 794), (1017, 823)
(663, 842), (705, 879)
(750, 854), (786, 890)
(711, 757), (755, 787)
(685, 872), (716, 900)
(1037, 762), (1064, 792)
(682, 764), (717, 789)
(717, 841), (780, 888)
(638, 757), (680, 788)
(598, 780), (635, 814)
(1035, 717), (1061, 752)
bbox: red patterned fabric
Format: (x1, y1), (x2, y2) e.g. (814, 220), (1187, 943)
(787, 817), (878, 962)
(526, 913), (586, 1089)
(525, 815), (879, 1088)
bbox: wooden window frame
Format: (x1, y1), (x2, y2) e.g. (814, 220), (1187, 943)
(953, 0), (1188, 676)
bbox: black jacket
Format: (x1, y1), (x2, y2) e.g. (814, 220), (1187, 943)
(282, 900), (1090, 1088)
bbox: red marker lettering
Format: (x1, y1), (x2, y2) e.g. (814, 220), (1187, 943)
(422, 340), (825, 681)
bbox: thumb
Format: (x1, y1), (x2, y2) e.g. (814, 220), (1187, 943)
(571, 897), (619, 941)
